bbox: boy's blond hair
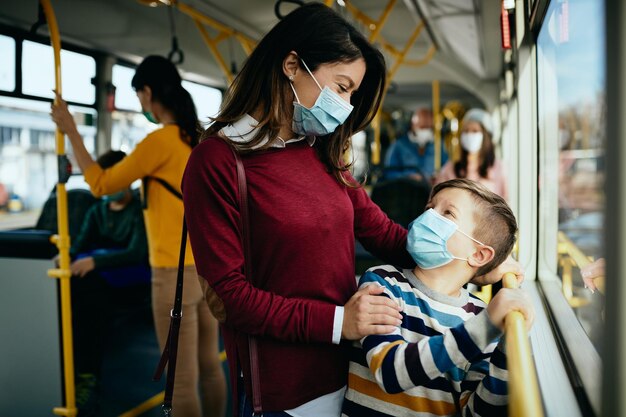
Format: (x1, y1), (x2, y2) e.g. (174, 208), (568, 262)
(430, 179), (518, 277)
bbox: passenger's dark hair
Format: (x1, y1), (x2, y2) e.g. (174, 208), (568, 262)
(454, 123), (495, 179)
(430, 178), (517, 278)
(205, 3), (386, 186)
(96, 150), (126, 169)
(131, 55), (200, 147)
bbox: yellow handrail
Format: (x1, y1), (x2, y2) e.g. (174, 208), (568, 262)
(502, 273), (543, 417)
(432, 79), (441, 171)
(39, 1), (77, 416)
(558, 231), (605, 294)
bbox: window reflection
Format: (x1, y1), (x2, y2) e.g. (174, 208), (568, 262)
(538, 0), (605, 352)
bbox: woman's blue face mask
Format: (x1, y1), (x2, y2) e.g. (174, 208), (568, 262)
(407, 208), (486, 269)
(289, 59), (354, 137)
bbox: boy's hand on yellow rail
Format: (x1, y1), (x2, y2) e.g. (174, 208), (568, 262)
(471, 255), (524, 286)
(487, 288), (535, 331)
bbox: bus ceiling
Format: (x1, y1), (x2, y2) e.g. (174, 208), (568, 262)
(0, 0), (499, 109)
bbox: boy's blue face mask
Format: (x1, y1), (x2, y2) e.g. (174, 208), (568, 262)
(289, 59), (354, 137)
(407, 208), (486, 269)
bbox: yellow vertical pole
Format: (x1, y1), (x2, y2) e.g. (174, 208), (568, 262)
(368, 0), (397, 43)
(371, 110), (381, 166)
(432, 80), (441, 171)
(502, 273), (544, 417)
(39, 1), (77, 416)
(192, 19), (234, 84)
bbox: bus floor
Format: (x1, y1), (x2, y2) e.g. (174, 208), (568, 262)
(93, 284), (231, 417)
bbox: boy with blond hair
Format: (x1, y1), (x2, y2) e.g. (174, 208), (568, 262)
(343, 178), (534, 417)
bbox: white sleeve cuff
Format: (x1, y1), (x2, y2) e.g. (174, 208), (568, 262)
(332, 306), (345, 345)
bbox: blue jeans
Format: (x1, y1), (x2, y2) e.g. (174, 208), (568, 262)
(238, 377), (292, 417)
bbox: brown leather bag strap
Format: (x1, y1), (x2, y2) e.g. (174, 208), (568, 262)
(232, 149), (263, 413)
(154, 142), (262, 415)
(153, 217), (187, 417)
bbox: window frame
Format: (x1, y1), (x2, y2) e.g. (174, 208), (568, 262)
(0, 23), (102, 110)
(531, 0), (604, 414)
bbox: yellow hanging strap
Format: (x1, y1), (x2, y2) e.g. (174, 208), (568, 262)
(38, 1), (77, 416)
(502, 273), (543, 417)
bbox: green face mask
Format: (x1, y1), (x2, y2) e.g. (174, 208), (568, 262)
(143, 111), (158, 124)
(103, 190), (127, 202)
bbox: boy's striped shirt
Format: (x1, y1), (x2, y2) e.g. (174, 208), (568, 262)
(343, 265), (508, 417)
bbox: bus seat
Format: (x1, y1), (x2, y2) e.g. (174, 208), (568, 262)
(35, 188), (98, 240)
(370, 177), (431, 228)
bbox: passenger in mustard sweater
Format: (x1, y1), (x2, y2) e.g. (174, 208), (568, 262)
(51, 56), (226, 417)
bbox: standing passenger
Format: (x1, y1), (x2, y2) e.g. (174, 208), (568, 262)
(183, 4), (411, 416)
(435, 108), (508, 199)
(51, 56), (226, 417)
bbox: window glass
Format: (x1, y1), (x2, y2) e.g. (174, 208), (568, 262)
(0, 96), (96, 228)
(537, 0), (605, 352)
(22, 41), (96, 105)
(112, 64), (141, 112)
(0, 35), (16, 92)
(110, 111), (158, 153)
(182, 80), (222, 123)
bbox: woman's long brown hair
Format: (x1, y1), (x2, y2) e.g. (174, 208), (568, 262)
(203, 3), (386, 186)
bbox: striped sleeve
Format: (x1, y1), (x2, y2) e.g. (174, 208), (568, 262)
(459, 339), (508, 417)
(358, 271), (502, 395)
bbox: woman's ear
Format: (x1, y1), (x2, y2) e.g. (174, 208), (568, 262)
(282, 51), (299, 80)
(468, 245), (495, 268)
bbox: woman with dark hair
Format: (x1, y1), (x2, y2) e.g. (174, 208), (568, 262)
(435, 108), (508, 199)
(51, 56), (226, 417)
(183, 3), (410, 417)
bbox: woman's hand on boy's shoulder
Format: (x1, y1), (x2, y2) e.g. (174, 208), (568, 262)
(471, 255), (524, 286)
(341, 284), (403, 340)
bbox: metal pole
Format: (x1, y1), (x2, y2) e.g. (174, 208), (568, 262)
(432, 80), (441, 171)
(39, 1), (77, 416)
(503, 273), (544, 417)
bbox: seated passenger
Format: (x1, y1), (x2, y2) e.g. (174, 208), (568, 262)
(343, 178), (534, 417)
(435, 108), (508, 199)
(384, 108), (448, 181)
(64, 150), (148, 415)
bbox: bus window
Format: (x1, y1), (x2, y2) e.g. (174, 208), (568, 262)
(181, 80), (222, 123)
(537, 0), (605, 353)
(0, 35), (15, 92)
(0, 96), (96, 229)
(22, 40), (96, 105)
(110, 65), (222, 153)
(112, 64), (141, 112)
(111, 64), (156, 152)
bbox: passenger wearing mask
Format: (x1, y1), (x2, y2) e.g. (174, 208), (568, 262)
(62, 149), (148, 415)
(384, 108), (447, 181)
(435, 108), (508, 200)
(182, 4), (519, 417)
(51, 56), (226, 417)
